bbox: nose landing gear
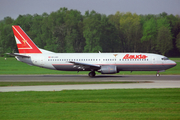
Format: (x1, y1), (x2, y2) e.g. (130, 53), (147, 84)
(156, 73), (160, 77)
(156, 70), (165, 77)
(156, 71), (160, 77)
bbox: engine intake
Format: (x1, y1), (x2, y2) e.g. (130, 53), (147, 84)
(100, 65), (117, 74)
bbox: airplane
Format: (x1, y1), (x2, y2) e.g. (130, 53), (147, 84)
(8, 25), (177, 77)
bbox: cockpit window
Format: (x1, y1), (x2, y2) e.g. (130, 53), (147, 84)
(162, 57), (169, 60)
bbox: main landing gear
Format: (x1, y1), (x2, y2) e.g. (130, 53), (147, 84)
(88, 71), (96, 77)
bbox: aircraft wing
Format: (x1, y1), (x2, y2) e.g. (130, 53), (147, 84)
(6, 53), (30, 58)
(69, 61), (100, 70)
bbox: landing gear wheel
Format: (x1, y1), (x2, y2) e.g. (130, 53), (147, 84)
(88, 71), (96, 77)
(156, 73), (160, 77)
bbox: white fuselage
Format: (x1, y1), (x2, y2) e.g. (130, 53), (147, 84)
(15, 53), (176, 73)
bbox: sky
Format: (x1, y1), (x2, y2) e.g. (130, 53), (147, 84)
(0, 0), (180, 20)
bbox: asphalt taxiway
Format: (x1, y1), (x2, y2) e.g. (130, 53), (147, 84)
(0, 75), (180, 92)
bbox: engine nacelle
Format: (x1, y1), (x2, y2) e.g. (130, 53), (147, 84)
(100, 65), (117, 74)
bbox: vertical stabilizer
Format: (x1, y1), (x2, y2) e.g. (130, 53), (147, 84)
(12, 25), (42, 54)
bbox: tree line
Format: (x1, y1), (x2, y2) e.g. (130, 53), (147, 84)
(0, 7), (180, 57)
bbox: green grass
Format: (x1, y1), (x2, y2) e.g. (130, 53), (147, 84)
(0, 57), (180, 75)
(0, 89), (180, 120)
(169, 57), (180, 61)
(0, 81), (139, 87)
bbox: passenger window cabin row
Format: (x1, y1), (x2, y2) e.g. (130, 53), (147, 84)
(48, 59), (100, 62)
(120, 59), (148, 61)
(48, 58), (148, 62)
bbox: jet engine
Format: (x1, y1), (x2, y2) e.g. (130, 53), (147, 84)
(100, 65), (117, 74)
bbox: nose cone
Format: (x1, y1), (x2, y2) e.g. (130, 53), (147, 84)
(163, 60), (176, 70)
(169, 60), (177, 68)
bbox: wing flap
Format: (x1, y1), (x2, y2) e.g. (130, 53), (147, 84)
(69, 61), (100, 70)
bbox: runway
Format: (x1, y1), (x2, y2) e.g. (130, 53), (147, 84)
(0, 75), (180, 92)
(1, 75), (180, 82)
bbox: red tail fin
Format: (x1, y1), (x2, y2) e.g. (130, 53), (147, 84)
(12, 25), (42, 54)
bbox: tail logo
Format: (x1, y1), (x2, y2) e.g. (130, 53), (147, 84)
(15, 37), (32, 49)
(12, 25), (41, 54)
(22, 40), (27, 45)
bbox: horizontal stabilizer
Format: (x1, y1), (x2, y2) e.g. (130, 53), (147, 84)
(6, 53), (30, 58)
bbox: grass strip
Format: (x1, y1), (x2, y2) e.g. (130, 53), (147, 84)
(0, 81), (140, 86)
(0, 88), (180, 120)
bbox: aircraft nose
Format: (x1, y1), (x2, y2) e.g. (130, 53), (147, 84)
(170, 60), (176, 67)
(163, 60), (176, 70)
